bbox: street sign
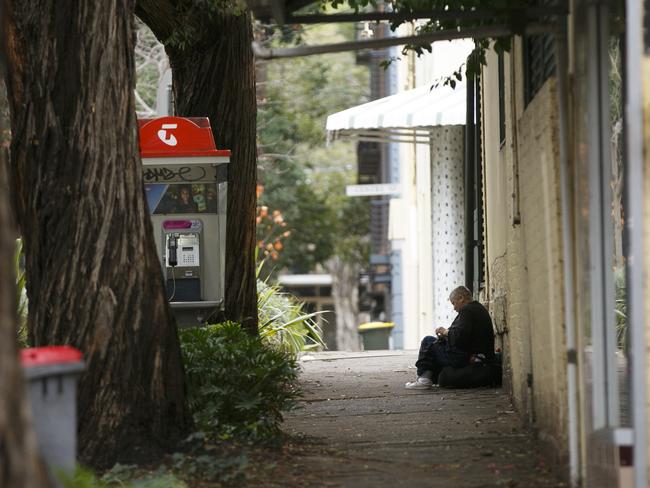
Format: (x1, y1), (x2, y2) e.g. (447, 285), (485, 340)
(346, 183), (401, 197)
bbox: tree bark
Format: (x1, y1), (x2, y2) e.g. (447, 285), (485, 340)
(0, 77), (50, 487)
(136, 3), (259, 333)
(3, 1), (191, 468)
(328, 256), (361, 351)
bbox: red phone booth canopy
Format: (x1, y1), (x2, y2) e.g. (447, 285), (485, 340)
(138, 117), (231, 161)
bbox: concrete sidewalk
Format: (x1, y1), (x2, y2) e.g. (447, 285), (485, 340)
(280, 350), (565, 488)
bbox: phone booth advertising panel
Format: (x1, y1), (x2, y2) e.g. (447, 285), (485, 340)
(138, 117), (230, 326)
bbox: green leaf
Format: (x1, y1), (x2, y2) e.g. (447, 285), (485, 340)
(180, 322), (300, 442)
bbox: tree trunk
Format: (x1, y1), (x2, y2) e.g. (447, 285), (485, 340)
(136, 4), (259, 333)
(3, 1), (191, 468)
(0, 76), (50, 487)
(328, 257), (361, 351)
(169, 17), (258, 332)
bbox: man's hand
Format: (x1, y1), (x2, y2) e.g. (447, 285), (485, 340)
(435, 327), (448, 338)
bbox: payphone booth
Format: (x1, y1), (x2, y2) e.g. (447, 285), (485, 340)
(138, 117), (230, 326)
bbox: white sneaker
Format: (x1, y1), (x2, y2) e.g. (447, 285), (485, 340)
(405, 377), (434, 389)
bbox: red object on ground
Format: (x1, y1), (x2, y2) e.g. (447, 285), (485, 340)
(138, 116), (231, 158)
(20, 346), (83, 367)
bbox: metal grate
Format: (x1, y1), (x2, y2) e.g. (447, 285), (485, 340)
(370, 200), (390, 256)
(646, 0), (650, 53)
(498, 51), (506, 145)
(357, 141), (381, 184)
(522, 0), (558, 105)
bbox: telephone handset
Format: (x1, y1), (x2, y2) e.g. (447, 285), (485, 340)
(162, 220), (203, 302)
(168, 235), (178, 267)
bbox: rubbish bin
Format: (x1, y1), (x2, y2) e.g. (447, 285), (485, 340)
(358, 322), (394, 350)
(21, 346), (84, 486)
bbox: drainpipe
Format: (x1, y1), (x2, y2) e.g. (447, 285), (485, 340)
(464, 71), (475, 291)
(555, 25), (580, 487)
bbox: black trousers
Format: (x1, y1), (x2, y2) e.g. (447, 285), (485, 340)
(415, 336), (470, 378)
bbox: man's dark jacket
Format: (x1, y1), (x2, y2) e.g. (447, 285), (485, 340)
(447, 300), (495, 361)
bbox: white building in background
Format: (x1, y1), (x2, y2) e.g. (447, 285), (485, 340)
(327, 39), (474, 349)
(156, 68), (173, 116)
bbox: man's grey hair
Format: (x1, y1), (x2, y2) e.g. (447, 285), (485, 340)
(449, 286), (472, 302)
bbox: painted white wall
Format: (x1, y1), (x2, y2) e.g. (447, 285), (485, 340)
(415, 138), (434, 341)
(397, 136), (421, 349)
(415, 39), (476, 87)
(430, 125), (466, 327)
(156, 68), (173, 116)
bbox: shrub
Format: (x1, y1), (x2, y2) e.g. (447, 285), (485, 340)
(179, 322), (300, 441)
(257, 278), (325, 354)
(168, 433), (250, 485)
(58, 465), (186, 488)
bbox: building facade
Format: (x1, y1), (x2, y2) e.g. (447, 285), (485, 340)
(480, 1), (649, 485)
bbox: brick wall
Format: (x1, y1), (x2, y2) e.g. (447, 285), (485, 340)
(516, 78), (568, 456)
(482, 48), (535, 417)
(482, 46), (568, 465)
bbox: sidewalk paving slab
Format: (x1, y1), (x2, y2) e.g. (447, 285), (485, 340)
(275, 350), (566, 488)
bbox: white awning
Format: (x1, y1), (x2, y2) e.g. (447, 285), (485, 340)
(326, 82), (466, 144)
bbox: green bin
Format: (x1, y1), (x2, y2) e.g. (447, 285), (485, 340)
(358, 322), (394, 350)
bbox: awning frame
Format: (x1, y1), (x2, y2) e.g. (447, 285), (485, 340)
(328, 127), (437, 145)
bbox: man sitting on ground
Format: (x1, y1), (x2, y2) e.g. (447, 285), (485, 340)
(405, 285), (495, 389)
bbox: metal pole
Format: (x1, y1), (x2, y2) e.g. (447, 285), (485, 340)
(585, 1), (610, 430)
(624, 0), (647, 485)
(286, 6), (568, 25)
(253, 23), (555, 59)
(464, 67), (475, 292)
(555, 23), (580, 487)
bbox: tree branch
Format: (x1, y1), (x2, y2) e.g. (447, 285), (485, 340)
(135, 0), (181, 42)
